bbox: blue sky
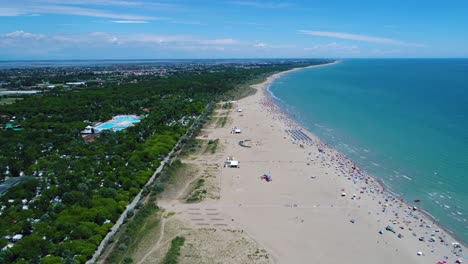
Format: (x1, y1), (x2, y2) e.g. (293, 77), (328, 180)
(1, 0), (467, 59)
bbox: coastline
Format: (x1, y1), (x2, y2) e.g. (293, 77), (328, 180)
(134, 61), (465, 263)
(256, 63), (466, 258)
(263, 62), (467, 248)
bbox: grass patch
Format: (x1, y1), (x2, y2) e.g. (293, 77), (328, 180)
(206, 115), (218, 127)
(221, 102), (232, 109)
(162, 236), (185, 264)
(104, 200), (160, 263)
(221, 116), (228, 127)
(186, 179), (206, 203)
(206, 139), (220, 154)
(165, 211), (176, 218)
(0, 97), (22, 105)
(103, 160), (187, 263)
(154, 159), (185, 190)
(179, 138), (204, 157)
(216, 115), (228, 128)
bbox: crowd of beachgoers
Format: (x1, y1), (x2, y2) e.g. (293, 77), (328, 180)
(260, 94), (465, 263)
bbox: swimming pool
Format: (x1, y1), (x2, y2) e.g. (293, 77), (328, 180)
(94, 115), (141, 132)
(95, 123), (116, 130)
(113, 115), (140, 123)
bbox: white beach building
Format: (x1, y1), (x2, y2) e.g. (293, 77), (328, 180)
(66, 81), (85, 86)
(225, 160), (239, 168)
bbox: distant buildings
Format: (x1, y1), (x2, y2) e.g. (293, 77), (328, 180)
(66, 81), (85, 86)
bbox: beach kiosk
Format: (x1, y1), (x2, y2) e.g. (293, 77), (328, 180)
(232, 127), (242, 134)
(225, 160), (239, 168)
(225, 156), (240, 168)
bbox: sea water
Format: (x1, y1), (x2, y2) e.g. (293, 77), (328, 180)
(269, 59), (468, 243)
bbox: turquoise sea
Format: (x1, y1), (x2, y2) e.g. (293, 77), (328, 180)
(269, 59), (468, 244)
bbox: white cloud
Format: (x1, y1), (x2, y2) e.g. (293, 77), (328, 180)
(304, 42), (358, 52)
(253, 42), (295, 49)
(200, 38), (237, 45)
(2, 31), (308, 58)
(0, 30), (240, 50)
(111, 20), (149, 24)
(0, 8), (26, 16)
(32, 4), (158, 20)
(17, 0), (174, 8)
(299, 30), (424, 47)
(34, 0), (144, 6)
(4, 30), (46, 40)
(0, 2), (161, 20)
(169, 20), (206, 26)
(254, 42), (268, 48)
(228, 1), (291, 9)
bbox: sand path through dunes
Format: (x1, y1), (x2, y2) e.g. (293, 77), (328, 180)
(136, 212), (171, 264)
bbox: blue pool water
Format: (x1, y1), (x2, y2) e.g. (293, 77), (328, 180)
(269, 59), (468, 243)
(113, 115), (140, 123)
(96, 123), (116, 130)
(94, 115), (140, 132)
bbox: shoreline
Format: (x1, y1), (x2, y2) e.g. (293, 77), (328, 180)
(134, 62), (466, 263)
(261, 62), (467, 248)
(258, 63), (467, 252)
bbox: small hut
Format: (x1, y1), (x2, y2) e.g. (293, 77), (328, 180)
(225, 160), (239, 168)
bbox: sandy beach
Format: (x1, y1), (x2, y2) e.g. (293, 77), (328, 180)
(154, 62), (466, 264)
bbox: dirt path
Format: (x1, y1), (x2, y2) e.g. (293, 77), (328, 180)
(136, 212), (170, 264)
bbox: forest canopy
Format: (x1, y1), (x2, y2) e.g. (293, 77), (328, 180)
(0, 60), (330, 263)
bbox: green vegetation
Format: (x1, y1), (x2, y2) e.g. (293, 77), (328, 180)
(102, 157), (187, 263)
(165, 211), (176, 218)
(179, 138), (204, 157)
(221, 116), (228, 127)
(221, 102), (232, 109)
(162, 236), (185, 264)
(206, 139), (220, 154)
(104, 198), (159, 264)
(186, 179), (206, 203)
(0, 97), (22, 105)
(0, 61), (329, 263)
(155, 159), (185, 191)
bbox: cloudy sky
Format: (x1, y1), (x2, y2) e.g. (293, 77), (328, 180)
(1, 0), (467, 59)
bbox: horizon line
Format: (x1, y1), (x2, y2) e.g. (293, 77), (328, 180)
(1, 57), (468, 62)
